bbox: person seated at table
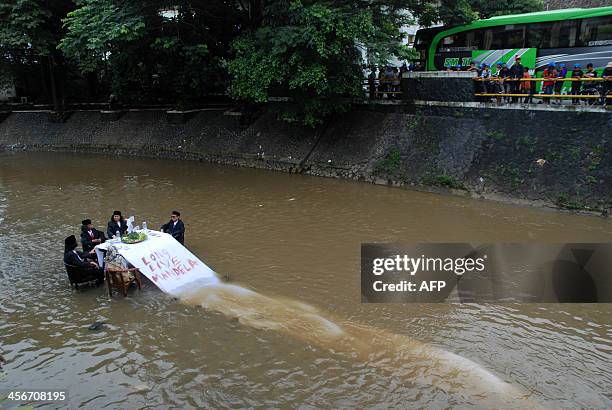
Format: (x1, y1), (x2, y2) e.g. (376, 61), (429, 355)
(106, 210), (128, 239)
(161, 210), (185, 245)
(64, 235), (104, 284)
(104, 244), (136, 283)
(80, 219), (106, 252)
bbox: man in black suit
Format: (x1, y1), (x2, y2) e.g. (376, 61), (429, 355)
(63, 235), (104, 283)
(107, 210), (128, 239)
(80, 219), (106, 252)
(161, 210), (185, 245)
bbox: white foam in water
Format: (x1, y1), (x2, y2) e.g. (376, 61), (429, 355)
(176, 279), (543, 408)
(111, 232), (541, 407)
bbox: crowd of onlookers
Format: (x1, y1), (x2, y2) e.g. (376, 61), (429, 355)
(473, 58), (612, 106)
(366, 64), (410, 99)
(364, 58), (612, 106)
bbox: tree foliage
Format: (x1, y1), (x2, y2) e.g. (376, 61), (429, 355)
(2, 0), (544, 123)
(0, 0), (73, 109)
(59, 0), (243, 103)
(424, 0), (544, 26)
(227, 0), (409, 126)
(59, 0), (145, 72)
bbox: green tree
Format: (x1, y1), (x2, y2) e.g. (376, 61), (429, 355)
(471, 0), (544, 19)
(0, 0), (74, 110)
(60, 0), (245, 105)
(227, 0), (409, 126)
(422, 0), (543, 26)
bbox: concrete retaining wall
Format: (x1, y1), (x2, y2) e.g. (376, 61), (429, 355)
(0, 105), (610, 213)
(402, 72), (477, 102)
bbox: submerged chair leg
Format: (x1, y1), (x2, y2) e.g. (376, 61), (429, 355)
(105, 271), (113, 298)
(134, 270), (142, 290)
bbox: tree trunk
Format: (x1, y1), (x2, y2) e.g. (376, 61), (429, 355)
(249, 0), (263, 29)
(48, 54), (61, 112)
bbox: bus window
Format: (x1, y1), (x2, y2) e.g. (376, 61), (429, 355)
(437, 30), (481, 51)
(483, 25), (525, 49)
(578, 15), (612, 46)
(551, 20), (578, 48)
(439, 32), (466, 50)
(526, 22), (553, 48)
(526, 20), (578, 48)
(505, 26), (526, 48)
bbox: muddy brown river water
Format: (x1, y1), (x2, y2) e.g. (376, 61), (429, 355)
(0, 152), (611, 409)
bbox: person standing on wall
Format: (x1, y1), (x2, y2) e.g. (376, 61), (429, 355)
(570, 64), (584, 105)
(510, 56), (524, 103)
(601, 61), (612, 106)
(161, 210), (185, 245)
(521, 67), (534, 104)
(554, 63), (567, 105)
(582, 63), (598, 105)
(542, 63), (556, 104)
(367, 67), (377, 100)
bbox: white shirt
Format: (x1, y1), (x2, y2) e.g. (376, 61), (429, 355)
(73, 250), (84, 262)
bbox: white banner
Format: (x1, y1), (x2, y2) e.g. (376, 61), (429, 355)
(96, 231), (219, 294)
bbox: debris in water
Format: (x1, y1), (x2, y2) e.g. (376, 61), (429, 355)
(288, 198), (295, 201)
(0, 354), (5, 369)
(88, 322), (106, 331)
(131, 383), (150, 392)
(536, 158), (546, 167)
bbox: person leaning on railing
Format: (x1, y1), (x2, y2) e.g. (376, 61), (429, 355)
(554, 63), (568, 105)
(582, 63), (598, 105)
(392, 67), (401, 99)
(570, 64), (584, 105)
(496, 62), (511, 102)
(601, 61), (612, 106)
(367, 68), (377, 99)
(377, 68), (385, 99)
(510, 56), (524, 103)
(483, 64), (493, 96)
(474, 64), (484, 97)
(520, 67), (534, 104)
(542, 63), (556, 104)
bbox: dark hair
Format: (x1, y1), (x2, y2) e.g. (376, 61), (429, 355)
(64, 235), (78, 251)
(587, 63), (593, 68)
(171, 210), (181, 217)
(110, 212), (123, 221)
(524, 67), (529, 71)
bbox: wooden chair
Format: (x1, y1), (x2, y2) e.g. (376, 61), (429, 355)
(105, 267), (143, 297)
(64, 263), (102, 290)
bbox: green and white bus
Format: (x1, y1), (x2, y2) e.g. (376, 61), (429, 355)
(414, 6), (612, 73)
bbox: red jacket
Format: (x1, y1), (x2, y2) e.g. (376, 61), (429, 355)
(543, 68), (556, 87)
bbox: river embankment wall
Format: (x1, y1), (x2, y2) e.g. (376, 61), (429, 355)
(0, 104), (610, 213)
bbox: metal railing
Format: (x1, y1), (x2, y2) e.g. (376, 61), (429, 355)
(473, 77), (611, 103)
(363, 79), (402, 99)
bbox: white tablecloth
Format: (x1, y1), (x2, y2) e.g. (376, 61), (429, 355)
(94, 231), (219, 294)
